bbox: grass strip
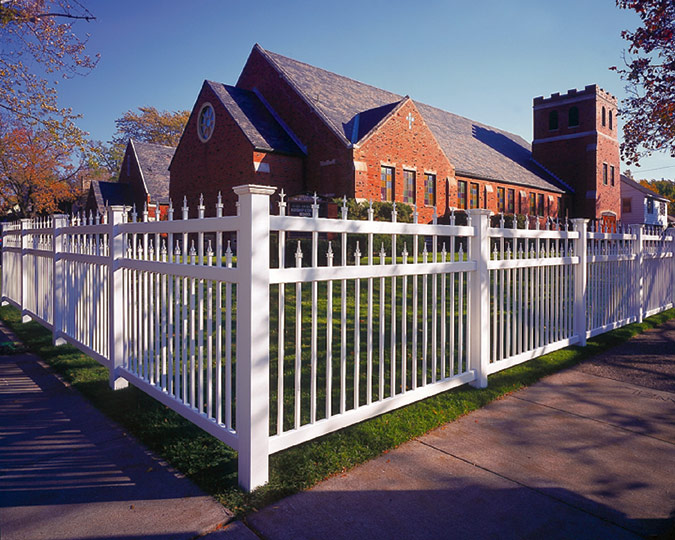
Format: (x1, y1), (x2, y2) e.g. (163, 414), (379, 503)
(1, 304), (673, 516)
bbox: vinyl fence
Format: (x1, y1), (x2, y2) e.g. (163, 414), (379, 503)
(2, 185), (673, 491)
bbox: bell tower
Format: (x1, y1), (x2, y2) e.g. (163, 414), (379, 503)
(532, 85), (621, 220)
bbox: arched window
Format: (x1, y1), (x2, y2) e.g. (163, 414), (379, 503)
(609, 110), (613, 130)
(548, 110), (559, 130)
(568, 106), (579, 127)
(602, 106), (606, 127)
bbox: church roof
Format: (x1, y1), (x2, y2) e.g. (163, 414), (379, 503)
(91, 180), (133, 210)
(256, 45), (567, 193)
(130, 140), (174, 204)
(206, 81), (304, 156)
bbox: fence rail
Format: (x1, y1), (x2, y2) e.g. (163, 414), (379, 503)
(2, 185), (674, 491)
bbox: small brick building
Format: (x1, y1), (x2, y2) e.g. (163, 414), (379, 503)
(170, 44), (622, 223)
(87, 139), (174, 219)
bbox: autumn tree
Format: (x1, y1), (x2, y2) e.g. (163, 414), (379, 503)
(0, 0), (98, 132)
(613, 0), (675, 165)
(95, 106), (189, 176)
(639, 178), (675, 215)
(0, 120), (85, 217)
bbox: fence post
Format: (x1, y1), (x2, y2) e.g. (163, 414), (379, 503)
(108, 206), (128, 390)
(233, 184), (276, 492)
(52, 214), (68, 346)
(572, 218), (588, 347)
(20, 218), (31, 322)
(632, 224), (644, 323)
(468, 209), (491, 389)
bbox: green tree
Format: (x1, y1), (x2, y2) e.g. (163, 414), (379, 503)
(96, 106), (189, 177)
(613, 0), (675, 165)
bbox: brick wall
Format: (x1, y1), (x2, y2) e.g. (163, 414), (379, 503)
(170, 82), (303, 216)
(354, 99), (454, 223)
(236, 46), (354, 198)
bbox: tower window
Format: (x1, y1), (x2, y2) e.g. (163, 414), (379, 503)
(568, 106), (579, 127)
(381, 166), (394, 201)
(609, 110), (613, 130)
(602, 106), (606, 127)
(610, 165), (615, 186)
(603, 163), (608, 185)
(548, 110), (559, 130)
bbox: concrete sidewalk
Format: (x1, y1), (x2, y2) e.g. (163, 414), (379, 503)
(235, 320), (675, 540)
(0, 321), (233, 540)
(2, 318), (674, 539)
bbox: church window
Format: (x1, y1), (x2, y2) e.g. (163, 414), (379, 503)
(403, 170), (415, 204)
(507, 189), (515, 214)
(458, 181), (467, 210)
(568, 106), (579, 127)
(530, 193), (536, 214)
(622, 198), (632, 213)
(470, 183), (478, 209)
(198, 103), (215, 142)
(424, 173), (436, 206)
(548, 110), (558, 130)
(537, 194), (544, 216)
(610, 165), (615, 186)
(603, 163), (608, 185)
(602, 106), (606, 127)
(609, 110), (613, 130)
(381, 166), (394, 202)
(497, 187), (505, 213)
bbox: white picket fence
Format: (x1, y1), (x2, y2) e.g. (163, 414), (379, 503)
(2, 184), (674, 491)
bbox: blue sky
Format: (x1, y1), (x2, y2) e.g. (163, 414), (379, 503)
(58, 0), (674, 179)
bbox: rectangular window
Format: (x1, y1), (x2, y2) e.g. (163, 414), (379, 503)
(470, 182), (479, 209)
(622, 198), (632, 213)
(497, 187), (505, 213)
(483, 186), (489, 209)
(381, 166), (394, 201)
(458, 181), (467, 210)
(530, 193), (536, 214)
(537, 193), (544, 216)
(403, 170), (415, 204)
(424, 173), (436, 206)
(610, 165), (615, 186)
(603, 163), (608, 185)
(558, 197), (563, 218)
(507, 189), (515, 214)
(647, 198), (654, 214)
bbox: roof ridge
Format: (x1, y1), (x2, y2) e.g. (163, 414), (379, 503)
(257, 46), (382, 147)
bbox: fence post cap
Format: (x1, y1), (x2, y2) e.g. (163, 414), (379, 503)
(232, 184), (277, 196)
(466, 209), (492, 217)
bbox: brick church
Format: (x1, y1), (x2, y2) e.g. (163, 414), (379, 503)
(169, 44), (621, 224)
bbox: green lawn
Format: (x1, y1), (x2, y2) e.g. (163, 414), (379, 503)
(1, 302), (673, 516)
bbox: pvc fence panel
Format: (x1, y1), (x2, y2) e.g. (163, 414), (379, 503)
(2, 190), (674, 493)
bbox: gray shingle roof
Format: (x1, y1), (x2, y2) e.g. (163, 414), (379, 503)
(131, 140), (174, 204)
(620, 174), (670, 202)
(258, 45), (566, 193)
(206, 81), (304, 156)
(91, 180), (133, 210)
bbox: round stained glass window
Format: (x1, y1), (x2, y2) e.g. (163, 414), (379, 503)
(198, 103), (215, 142)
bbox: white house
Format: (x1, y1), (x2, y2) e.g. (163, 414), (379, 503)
(620, 175), (669, 228)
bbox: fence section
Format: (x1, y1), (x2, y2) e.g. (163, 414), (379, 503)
(2, 186), (674, 492)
